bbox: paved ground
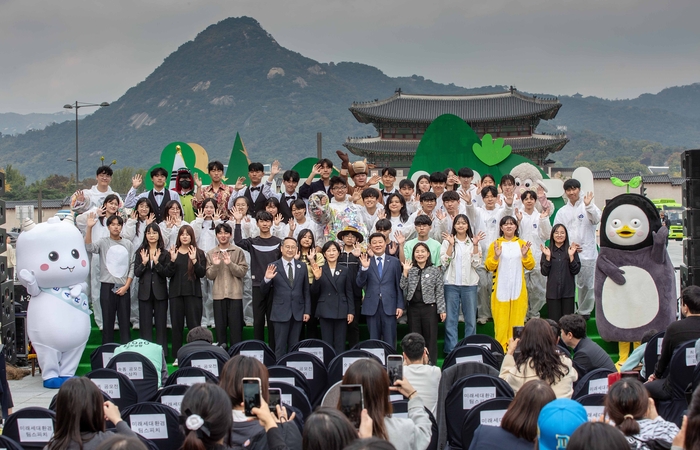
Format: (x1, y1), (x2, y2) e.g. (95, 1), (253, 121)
(6, 240), (685, 412)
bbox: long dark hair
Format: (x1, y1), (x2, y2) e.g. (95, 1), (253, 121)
(411, 242), (433, 268)
(219, 355), (270, 405)
(297, 229), (316, 255)
(133, 198), (154, 237)
(180, 383), (233, 450)
(99, 194), (121, 226)
(500, 380), (555, 442)
(498, 215), (520, 238)
(176, 225), (202, 281)
(416, 174), (431, 195)
(549, 224), (570, 251)
(514, 319), (569, 385)
(450, 214), (474, 240)
(303, 408), (359, 450)
(164, 199), (183, 219)
(138, 222), (165, 254)
(385, 193), (408, 223)
(200, 198), (217, 230)
(340, 359), (392, 440)
(567, 422), (630, 450)
(47, 377), (105, 450)
(604, 378), (648, 436)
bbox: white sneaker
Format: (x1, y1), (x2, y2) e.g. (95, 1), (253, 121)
(172, 359), (178, 367)
(132, 323), (140, 330)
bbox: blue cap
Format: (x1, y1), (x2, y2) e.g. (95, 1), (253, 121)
(537, 398), (588, 450)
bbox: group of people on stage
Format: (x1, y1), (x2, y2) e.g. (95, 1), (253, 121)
(67, 153), (602, 360)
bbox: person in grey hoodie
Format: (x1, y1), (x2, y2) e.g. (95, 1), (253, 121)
(45, 377), (136, 450)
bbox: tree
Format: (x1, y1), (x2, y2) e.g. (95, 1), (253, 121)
(1, 164), (28, 200)
(110, 166), (147, 195)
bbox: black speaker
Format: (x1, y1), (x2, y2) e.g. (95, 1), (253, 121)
(0, 199), (5, 226)
(682, 149), (700, 179)
(684, 239), (700, 267)
(683, 179), (700, 209)
(2, 322), (16, 365)
(0, 256), (5, 284)
(685, 209), (700, 239)
(14, 284), (29, 312)
(15, 312), (27, 358)
(1, 280), (13, 328)
(680, 264), (700, 290)
(0, 171), (4, 195)
(0, 228), (5, 254)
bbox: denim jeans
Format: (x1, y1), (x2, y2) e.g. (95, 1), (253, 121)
(444, 284), (478, 354)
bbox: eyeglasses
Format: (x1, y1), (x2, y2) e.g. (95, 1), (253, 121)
(333, 186), (348, 191)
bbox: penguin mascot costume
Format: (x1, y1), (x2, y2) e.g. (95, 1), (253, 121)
(595, 194), (676, 344)
(16, 216), (91, 388)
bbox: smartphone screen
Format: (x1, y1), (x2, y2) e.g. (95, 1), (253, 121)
(387, 355), (403, 385)
(243, 377), (261, 417)
(268, 388), (281, 413)
(513, 326), (524, 340)
(340, 384), (364, 428)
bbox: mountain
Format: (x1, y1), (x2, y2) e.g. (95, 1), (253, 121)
(0, 111), (83, 136)
(0, 16), (698, 182)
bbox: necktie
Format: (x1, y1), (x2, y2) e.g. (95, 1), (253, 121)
(377, 257), (383, 279)
(287, 262), (294, 288)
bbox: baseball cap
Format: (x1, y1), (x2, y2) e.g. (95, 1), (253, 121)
(537, 398), (587, 450)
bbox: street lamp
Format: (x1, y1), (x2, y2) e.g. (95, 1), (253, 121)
(63, 101), (110, 189)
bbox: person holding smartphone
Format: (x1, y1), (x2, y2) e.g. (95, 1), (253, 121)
(219, 355), (302, 449)
(401, 333), (441, 415)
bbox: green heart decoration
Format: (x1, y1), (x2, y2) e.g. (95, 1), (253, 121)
(472, 134), (512, 166)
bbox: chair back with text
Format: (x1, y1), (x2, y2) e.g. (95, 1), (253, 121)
(49, 390), (112, 412)
(656, 340), (698, 426)
(442, 346), (500, 370)
(327, 349), (383, 385)
(576, 394), (606, 421)
(459, 398), (513, 450)
(179, 349), (229, 377)
(228, 340), (277, 367)
(444, 374), (514, 450)
(153, 384), (191, 413)
(90, 343), (120, 370)
(121, 402), (183, 450)
(277, 352), (328, 406)
(106, 351), (160, 402)
(0, 435), (24, 450)
(3, 407), (56, 449)
(267, 365), (311, 400)
(455, 334), (504, 355)
(86, 368), (140, 410)
(269, 381), (312, 423)
(352, 339), (395, 364)
(572, 368), (615, 399)
(642, 331), (666, 380)
(290, 339), (336, 368)
(164, 366), (219, 387)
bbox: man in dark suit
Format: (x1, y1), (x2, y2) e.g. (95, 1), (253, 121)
(227, 162), (269, 216)
(357, 233), (405, 347)
(124, 167), (182, 223)
(261, 237), (311, 358)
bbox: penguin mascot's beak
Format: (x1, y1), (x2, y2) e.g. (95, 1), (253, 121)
(616, 225), (636, 238)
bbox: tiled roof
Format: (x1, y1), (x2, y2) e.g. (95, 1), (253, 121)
(642, 174), (672, 184)
(344, 134), (569, 156)
(671, 178), (684, 186)
(592, 170), (612, 179)
(5, 197), (71, 209)
(349, 91), (562, 124)
(593, 171), (649, 182)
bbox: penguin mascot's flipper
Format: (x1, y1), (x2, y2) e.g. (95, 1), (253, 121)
(594, 194), (676, 343)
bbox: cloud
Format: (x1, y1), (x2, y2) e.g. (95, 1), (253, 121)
(0, 0), (698, 113)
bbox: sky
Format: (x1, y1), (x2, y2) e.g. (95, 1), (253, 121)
(1, 0), (699, 114)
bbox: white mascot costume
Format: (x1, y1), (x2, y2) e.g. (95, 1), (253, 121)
(16, 216), (91, 388)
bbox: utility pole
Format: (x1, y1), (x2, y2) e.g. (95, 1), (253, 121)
(317, 132), (322, 159)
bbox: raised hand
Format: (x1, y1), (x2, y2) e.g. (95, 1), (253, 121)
(187, 245), (197, 262)
(394, 230), (406, 246)
(308, 247), (317, 262)
(97, 205), (107, 217)
(569, 243), (580, 258)
(435, 209), (446, 220)
(264, 264), (277, 280)
(131, 174), (143, 189)
(169, 245), (178, 262)
(295, 250), (301, 260)
(221, 250), (231, 264)
(211, 251), (221, 265)
(194, 172), (202, 188)
(584, 191), (594, 206)
(494, 240), (502, 258)
(270, 160), (281, 177)
(195, 208), (204, 220)
(146, 213), (155, 225)
(288, 218), (297, 233)
(234, 177), (246, 191)
(541, 244), (551, 259)
(231, 208), (243, 223)
(86, 212), (98, 228)
(130, 210), (138, 220)
(377, 209), (386, 220)
(311, 262), (322, 280)
(503, 193), (515, 207)
(459, 188), (472, 204)
(273, 213), (283, 226)
(472, 231), (486, 246)
(402, 259), (413, 276)
(153, 248), (161, 263)
(139, 249), (149, 263)
(74, 189), (85, 203)
(387, 241), (398, 255)
(359, 252), (370, 269)
(442, 232), (455, 246)
(514, 208), (523, 222)
(213, 209), (222, 221)
(165, 216), (174, 229)
(368, 174), (381, 186)
(351, 190), (362, 204)
(521, 241), (532, 257)
(336, 150), (350, 166)
(351, 243), (362, 257)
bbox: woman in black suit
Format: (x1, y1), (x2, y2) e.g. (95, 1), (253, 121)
(310, 241), (355, 355)
(165, 224), (207, 360)
(133, 223), (169, 351)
